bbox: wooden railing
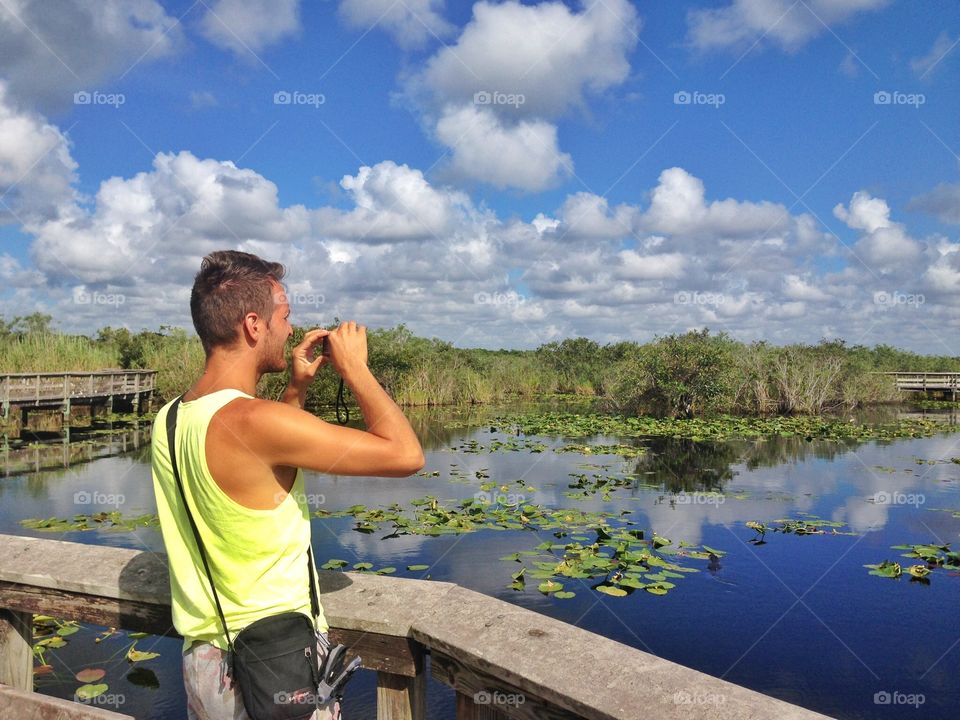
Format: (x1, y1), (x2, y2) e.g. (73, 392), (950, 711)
(880, 371), (960, 394)
(0, 534), (833, 719)
(0, 371), (156, 408)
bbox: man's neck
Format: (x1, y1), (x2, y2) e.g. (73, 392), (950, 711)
(185, 352), (260, 400)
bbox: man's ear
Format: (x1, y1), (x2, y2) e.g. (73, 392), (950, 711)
(241, 312), (262, 345)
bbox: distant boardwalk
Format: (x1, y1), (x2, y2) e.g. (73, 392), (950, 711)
(0, 370), (156, 436)
(883, 371), (960, 400)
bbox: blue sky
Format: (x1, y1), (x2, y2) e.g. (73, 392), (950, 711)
(1, 0), (959, 351)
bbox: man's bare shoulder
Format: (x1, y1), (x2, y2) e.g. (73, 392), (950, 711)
(215, 396), (303, 426)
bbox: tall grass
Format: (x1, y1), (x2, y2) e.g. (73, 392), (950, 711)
(0, 334), (116, 373)
(0, 316), (954, 416)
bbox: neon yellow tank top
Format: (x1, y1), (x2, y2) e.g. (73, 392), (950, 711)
(151, 389), (329, 653)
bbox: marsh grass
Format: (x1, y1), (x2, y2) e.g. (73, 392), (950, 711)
(1, 319), (954, 415)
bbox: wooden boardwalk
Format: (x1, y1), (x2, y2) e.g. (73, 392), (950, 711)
(0, 371), (156, 436)
(882, 371), (960, 399)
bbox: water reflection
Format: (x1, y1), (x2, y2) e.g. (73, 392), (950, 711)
(1, 422), (152, 477)
(1, 401), (959, 720)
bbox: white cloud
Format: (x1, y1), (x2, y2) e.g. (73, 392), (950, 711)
(315, 160), (477, 243)
(0, 0), (181, 111)
(404, 0), (638, 191)
(10, 142), (960, 351)
(687, 0), (889, 53)
(411, 0), (638, 118)
(833, 190), (891, 233)
(615, 250), (686, 280)
(640, 167), (799, 241)
(338, 0), (453, 49)
(834, 191), (924, 268)
(910, 31), (958, 78)
(783, 274), (830, 302)
(198, 0), (301, 55)
(434, 104), (572, 192)
(0, 82), (78, 224)
(28, 150), (310, 284)
(554, 193), (638, 241)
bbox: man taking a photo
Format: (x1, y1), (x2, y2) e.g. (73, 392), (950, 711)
(151, 250), (425, 719)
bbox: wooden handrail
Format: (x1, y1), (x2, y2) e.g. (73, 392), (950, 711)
(0, 534), (833, 719)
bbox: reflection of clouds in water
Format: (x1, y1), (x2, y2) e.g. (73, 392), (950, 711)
(640, 496), (807, 547)
(330, 525), (433, 562)
(300, 431), (960, 567)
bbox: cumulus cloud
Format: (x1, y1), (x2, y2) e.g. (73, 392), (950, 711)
(686, 0), (889, 53)
(834, 191), (924, 269)
(0, 0), (181, 111)
(338, 0), (453, 49)
(410, 0), (638, 118)
(404, 0), (638, 192)
(0, 82), (78, 224)
(315, 159), (477, 243)
(640, 167), (801, 242)
(10, 141), (960, 351)
(28, 150), (310, 284)
(198, 0), (301, 55)
(434, 104), (572, 192)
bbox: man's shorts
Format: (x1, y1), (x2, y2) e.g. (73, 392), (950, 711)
(183, 631), (342, 720)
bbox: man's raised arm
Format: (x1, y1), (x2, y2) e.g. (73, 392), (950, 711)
(244, 321), (425, 477)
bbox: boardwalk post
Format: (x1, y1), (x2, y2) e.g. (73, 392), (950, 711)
(377, 658), (427, 720)
(62, 373), (71, 430)
(0, 608), (32, 691)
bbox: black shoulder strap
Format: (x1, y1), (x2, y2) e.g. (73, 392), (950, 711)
(166, 397), (322, 645)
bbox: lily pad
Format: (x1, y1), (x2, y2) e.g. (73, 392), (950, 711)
(75, 668), (106, 683)
(75, 683), (108, 701)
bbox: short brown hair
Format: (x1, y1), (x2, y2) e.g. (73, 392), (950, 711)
(190, 250), (286, 354)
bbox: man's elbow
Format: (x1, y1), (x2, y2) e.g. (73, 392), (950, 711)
(392, 449), (426, 476)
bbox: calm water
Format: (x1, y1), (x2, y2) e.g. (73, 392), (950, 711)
(1, 402), (959, 719)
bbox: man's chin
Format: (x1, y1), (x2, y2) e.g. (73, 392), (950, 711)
(260, 357), (287, 374)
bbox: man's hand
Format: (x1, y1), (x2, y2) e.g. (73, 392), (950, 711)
(282, 328), (330, 408)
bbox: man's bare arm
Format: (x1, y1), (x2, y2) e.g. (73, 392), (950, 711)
(243, 322), (424, 476)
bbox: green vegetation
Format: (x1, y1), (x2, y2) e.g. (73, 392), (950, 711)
(865, 542), (960, 582)
(4, 316), (960, 415)
(486, 412), (952, 442)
